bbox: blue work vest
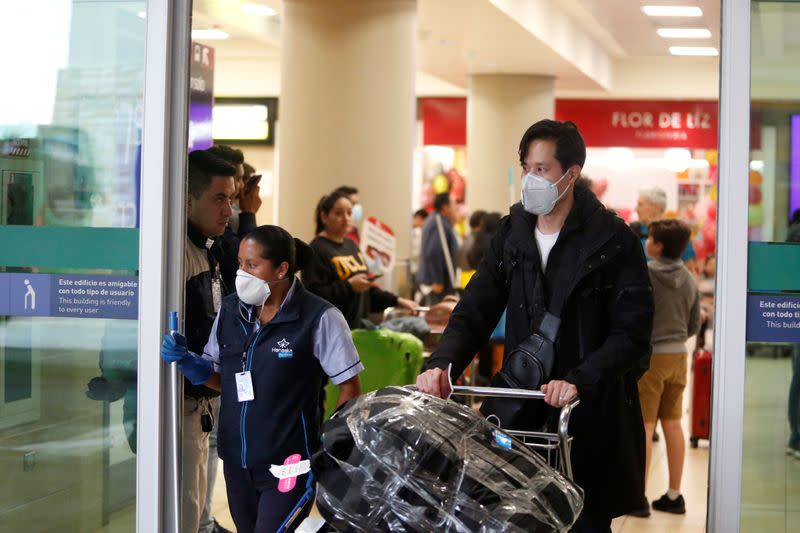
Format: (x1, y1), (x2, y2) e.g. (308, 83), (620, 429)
(216, 280), (330, 473)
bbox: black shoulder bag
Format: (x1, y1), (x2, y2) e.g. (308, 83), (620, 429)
(480, 264), (573, 431)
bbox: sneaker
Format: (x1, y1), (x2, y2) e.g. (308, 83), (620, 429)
(628, 502), (651, 518)
(652, 493), (686, 514)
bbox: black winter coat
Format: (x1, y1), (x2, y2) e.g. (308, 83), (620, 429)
(424, 184), (654, 519)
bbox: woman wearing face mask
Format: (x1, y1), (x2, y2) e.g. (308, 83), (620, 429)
(304, 190), (416, 329)
(161, 225), (363, 533)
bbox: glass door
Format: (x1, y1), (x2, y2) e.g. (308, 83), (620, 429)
(0, 2), (145, 531)
(741, 2), (800, 531)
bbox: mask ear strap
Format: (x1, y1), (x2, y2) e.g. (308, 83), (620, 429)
(554, 172), (575, 203)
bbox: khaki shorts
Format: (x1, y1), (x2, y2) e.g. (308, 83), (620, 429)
(638, 353), (688, 422)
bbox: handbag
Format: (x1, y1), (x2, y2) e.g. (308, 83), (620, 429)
(481, 258), (573, 430)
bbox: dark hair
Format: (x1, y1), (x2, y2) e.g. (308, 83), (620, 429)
(791, 209), (800, 225)
(187, 149), (236, 198)
(434, 193), (451, 212)
(483, 212), (502, 235)
(208, 144), (244, 166)
(467, 213), (502, 269)
(413, 209), (429, 220)
(334, 186), (359, 197)
(649, 219), (691, 260)
(469, 210), (487, 230)
(315, 191), (352, 234)
(518, 119), (586, 173)
(243, 225), (313, 276)
(243, 162), (256, 181)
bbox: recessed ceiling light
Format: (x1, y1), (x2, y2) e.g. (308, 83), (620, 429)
(642, 6), (703, 17)
(191, 29), (230, 40)
(657, 28), (712, 39)
(669, 46), (718, 56)
(240, 3), (277, 17)
(137, 11), (146, 19)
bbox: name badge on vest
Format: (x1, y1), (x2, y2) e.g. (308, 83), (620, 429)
(236, 371), (255, 402)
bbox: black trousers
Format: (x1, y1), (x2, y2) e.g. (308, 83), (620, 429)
(571, 511), (612, 533)
(223, 461), (314, 533)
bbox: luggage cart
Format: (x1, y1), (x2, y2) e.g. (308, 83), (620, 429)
(298, 385), (581, 532)
(448, 385), (580, 481)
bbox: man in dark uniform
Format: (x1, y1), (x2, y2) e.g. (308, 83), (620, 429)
(182, 149), (238, 533)
(417, 119), (654, 532)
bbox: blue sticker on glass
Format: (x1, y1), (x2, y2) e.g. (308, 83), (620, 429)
(494, 430), (512, 450)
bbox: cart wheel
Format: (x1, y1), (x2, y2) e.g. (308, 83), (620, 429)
(690, 437), (699, 448)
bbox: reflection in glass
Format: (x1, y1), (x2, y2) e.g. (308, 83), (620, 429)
(0, 2), (144, 531)
(743, 1), (800, 530)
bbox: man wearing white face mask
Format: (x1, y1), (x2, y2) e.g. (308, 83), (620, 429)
(416, 120), (654, 532)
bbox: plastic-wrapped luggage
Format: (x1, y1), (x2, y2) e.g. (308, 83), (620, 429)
(324, 329), (424, 419)
(312, 386), (584, 532)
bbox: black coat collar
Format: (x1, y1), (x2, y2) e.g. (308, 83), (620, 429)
(187, 221), (222, 259)
(506, 184), (625, 298)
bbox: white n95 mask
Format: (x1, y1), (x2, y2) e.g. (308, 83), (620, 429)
(521, 170), (572, 216)
(235, 269), (271, 307)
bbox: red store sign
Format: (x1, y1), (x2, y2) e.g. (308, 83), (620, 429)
(555, 99), (718, 149)
(420, 98), (467, 146)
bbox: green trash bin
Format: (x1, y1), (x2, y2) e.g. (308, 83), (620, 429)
(324, 328), (424, 419)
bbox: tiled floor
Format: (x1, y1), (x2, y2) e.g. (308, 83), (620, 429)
(739, 356), (799, 533)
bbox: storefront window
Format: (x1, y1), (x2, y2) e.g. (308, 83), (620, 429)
(743, 1), (800, 530)
(0, 2), (144, 531)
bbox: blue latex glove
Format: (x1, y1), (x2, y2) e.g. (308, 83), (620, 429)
(161, 333), (213, 385)
(180, 355), (213, 386)
(161, 333), (189, 364)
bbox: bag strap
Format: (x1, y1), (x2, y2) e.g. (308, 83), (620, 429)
(535, 241), (579, 342)
(434, 214), (458, 290)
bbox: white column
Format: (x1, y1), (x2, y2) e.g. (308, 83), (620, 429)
(467, 74), (555, 214)
(278, 0), (416, 258)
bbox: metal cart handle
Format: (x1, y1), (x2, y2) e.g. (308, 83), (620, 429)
(446, 385), (580, 480)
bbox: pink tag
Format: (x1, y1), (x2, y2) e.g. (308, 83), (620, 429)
(278, 454), (302, 493)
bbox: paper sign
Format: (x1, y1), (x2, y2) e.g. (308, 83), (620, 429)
(360, 217), (396, 274)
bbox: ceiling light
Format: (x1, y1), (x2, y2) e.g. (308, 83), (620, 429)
(191, 29), (230, 40)
(240, 3), (277, 17)
(669, 46), (719, 56)
(642, 6), (703, 17)
(137, 11), (146, 19)
(657, 28), (712, 39)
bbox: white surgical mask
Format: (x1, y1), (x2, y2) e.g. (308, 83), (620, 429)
(521, 169), (573, 216)
(351, 203), (363, 224)
(235, 269), (271, 307)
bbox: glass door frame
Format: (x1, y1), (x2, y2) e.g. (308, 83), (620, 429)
(138, 1), (192, 531)
(709, 0), (751, 531)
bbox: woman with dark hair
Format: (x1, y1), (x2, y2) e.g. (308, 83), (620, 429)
(304, 191), (416, 329)
(161, 225), (363, 533)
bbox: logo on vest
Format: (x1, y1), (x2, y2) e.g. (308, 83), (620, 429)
(273, 338), (293, 359)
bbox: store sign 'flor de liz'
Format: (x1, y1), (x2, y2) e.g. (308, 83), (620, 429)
(555, 99), (719, 149)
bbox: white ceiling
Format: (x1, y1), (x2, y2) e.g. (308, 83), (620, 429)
(194, 0), (723, 98)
